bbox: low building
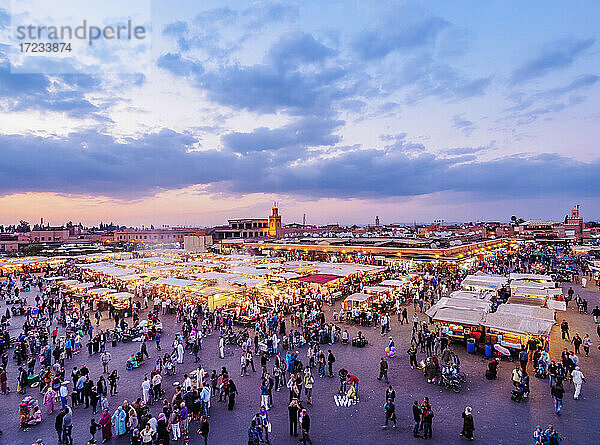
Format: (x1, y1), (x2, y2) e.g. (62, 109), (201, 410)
(113, 228), (207, 244)
(213, 205), (282, 239)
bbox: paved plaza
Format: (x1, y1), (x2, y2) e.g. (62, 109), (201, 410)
(1, 280), (598, 444)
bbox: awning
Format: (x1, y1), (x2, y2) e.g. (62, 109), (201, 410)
(293, 274), (340, 284)
(153, 278), (202, 288)
(344, 292), (373, 303)
(483, 312), (554, 336)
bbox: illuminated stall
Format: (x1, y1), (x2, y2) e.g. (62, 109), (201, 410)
(482, 311), (554, 350)
(109, 292), (133, 317)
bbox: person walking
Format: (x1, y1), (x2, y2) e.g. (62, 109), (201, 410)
(300, 409), (312, 445)
(327, 350), (335, 378)
(248, 419), (261, 445)
(108, 370), (119, 396)
(572, 366), (585, 399)
(55, 409), (66, 444)
(141, 339), (150, 360)
(219, 337), (225, 359)
(582, 334), (592, 357)
(101, 351), (111, 374)
(142, 375), (151, 404)
(197, 415), (209, 445)
(227, 379), (238, 410)
(560, 320), (570, 340)
(383, 398), (396, 428)
(407, 345), (418, 369)
(260, 378), (270, 410)
(62, 406), (73, 445)
(240, 352), (248, 377)
(304, 369), (314, 405)
(551, 380), (564, 415)
(519, 348), (528, 372)
(412, 401), (422, 438)
(460, 406), (474, 440)
(422, 405), (434, 439)
(169, 406), (181, 442)
(572, 334), (582, 354)
(288, 398), (299, 437)
(378, 357), (389, 383)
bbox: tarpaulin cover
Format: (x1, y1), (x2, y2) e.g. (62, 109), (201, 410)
(293, 274), (340, 284)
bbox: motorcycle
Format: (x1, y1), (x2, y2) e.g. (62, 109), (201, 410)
(440, 363), (464, 392)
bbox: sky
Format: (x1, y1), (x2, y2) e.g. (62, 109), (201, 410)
(0, 0), (599, 227)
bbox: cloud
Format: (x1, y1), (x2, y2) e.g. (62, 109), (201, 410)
(541, 74), (599, 99)
(229, 150), (600, 200)
(510, 37), (595, 84)
(222, 117), (343, 155)
(352, 10), (448, 60)
(0, 128), (599, 202)
(452, 114), (476, 136)
(0, 129), (235, 197)
(397, 56), (491, 103)
(0, 8), (9, 29)
(159, 4), (490, 117)
(156, 53), (204, 77)
(0, 59), (103, 118)
(158, 32), (352, 118)
(505, 74), (599, 125)
(268, 32), (336, 69)
(162, 3), (298, 56)
(443, 145), (490, 156)
(163, 20), (189, 36)
(380, 133), (425, 154)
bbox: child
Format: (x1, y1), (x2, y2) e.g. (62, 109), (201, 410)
(90, 418), (100, 441)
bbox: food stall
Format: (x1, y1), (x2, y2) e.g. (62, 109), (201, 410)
(426, 307), (486, 341)
(461, 273), (508, 295)
(342, 292), (376, 325)
(109, 292), (133, 318)
(342, 292), (374, 311)
(510, 284), (563, 300)
(149, 277), (206, 309)
(482, 311), (554, 350)
(70, 282), (96, 298)
(425, 295), (490, 341)
(87, 287), (118, 311)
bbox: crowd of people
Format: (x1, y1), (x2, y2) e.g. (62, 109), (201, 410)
(0, 242), (596, 444)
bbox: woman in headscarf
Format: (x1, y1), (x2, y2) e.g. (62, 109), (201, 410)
(100, 408), (112, 442)
(227, 379), (238, 410)
(128, 404), (139, 431)
(157, 412), (170, 445)
(112, 405), (127, 436)
(43, 387), (56, 414)
(461, 406), (474, 440)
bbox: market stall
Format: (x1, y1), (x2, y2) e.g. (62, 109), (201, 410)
(87, 287), (118, 311)
(482, 311), (554, 350)
(342, 292), (374, 311)
(109, 292), (133, 317)
(425, 295), (490, 341)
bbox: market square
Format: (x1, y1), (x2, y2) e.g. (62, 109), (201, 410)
(0, 238), (599, 444)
